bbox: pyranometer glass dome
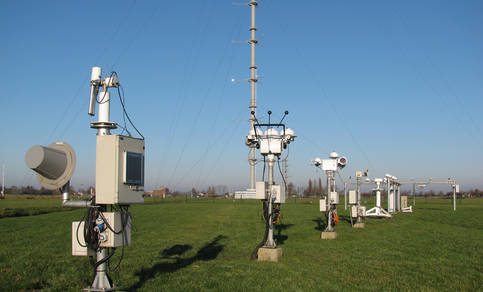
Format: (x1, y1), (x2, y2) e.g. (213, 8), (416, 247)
(248, 128), (263, 138)
(284, 128), (294, 138)
(329, 152), (339, 159)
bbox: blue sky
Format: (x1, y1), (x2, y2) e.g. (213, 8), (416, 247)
(1, 0), (482, 192)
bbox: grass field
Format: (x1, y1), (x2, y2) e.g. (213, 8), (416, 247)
(0, 196), (481, 291)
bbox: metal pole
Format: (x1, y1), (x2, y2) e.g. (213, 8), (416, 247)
(388, 180), (394, 212)
(376, 189), (381, 208)
(398, 184), (401, 211)
(62, 181), (91, 208)
(412, 183), (416, 206)
(90, 248), (112, 290)
(247, 1), (258, 189)
(1, 164), (4, 197)
(265, 154), (276, 247)
(283, 158), (288, 198)
(344, 181), (347, 210)
(90, 76), (113, 291)
(453, 185), (456, 211)
(326, 170), (333, 232)
(356, 175), (362, 223)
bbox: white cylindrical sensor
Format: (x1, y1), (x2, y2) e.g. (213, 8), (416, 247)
(91, 66), (102, 82)
(25, 145), (67, 180)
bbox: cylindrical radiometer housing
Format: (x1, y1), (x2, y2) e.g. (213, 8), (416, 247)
(91, 67), (102, 82)
(25, 142), (76, 189)
(26, 146), (67, 180)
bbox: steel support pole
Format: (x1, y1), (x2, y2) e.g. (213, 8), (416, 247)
(325, 170), (333, 232)
(344, 182), (347, 210)
(265, 154), (276, 247)
(356, 176), (362, 223)
(89, 248), (113, 291)
(376, 189), (381, 208)
(413, 183), (416, 206)
(453, 185), (456, 211)
(1, 164), (4, 197)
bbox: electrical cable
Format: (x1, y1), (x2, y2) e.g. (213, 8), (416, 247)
(118, 84), (131, 137)
(262, 156), (266, 181)
(109, 205), (129, 272)
(117, 84), (144, 140)
(76, 209), (89, 248)
(277, 156), (288, 191)
(93, 247), (116, 281)
(84, 207), (100, 251)
(250, 201), (270, 260)
(97, 71), (117, 104)
(156, 1), (212, 186)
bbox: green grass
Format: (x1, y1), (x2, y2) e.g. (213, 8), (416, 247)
(0, 197), (482, 291)
(0, 195), (68, 218)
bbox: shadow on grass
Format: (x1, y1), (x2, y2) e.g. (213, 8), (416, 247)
(127, 235), (226, 291)
(338, 215), (353, 225)
(313, 217), (326, 231)
(274, 223), (294, 245)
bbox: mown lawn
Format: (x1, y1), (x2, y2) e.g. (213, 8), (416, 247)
(0, 196), (481, 291)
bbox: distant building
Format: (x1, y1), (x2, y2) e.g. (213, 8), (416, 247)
(152, 186), (169, 198)
(234, 189), (257, 199)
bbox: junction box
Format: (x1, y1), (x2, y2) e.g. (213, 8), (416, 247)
(329, 191), (339, 204)
(95, 135), (145, 204)
(348, 190), (357, 205)
(98, 212), (132, 248)
(256, 181), (285, 203)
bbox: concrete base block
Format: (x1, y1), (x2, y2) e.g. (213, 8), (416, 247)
(353, 223), (365, 229)
(321, 231), (337, 240)
(257, 247), (282, 262)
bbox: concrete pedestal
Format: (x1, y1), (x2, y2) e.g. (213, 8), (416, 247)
(257, 247), (282, 262)
(353, 223), (365, 229)
(321, 231), (337, 240)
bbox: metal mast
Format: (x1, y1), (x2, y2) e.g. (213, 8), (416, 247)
(247, 0), (258, 189)
(1, 164), (4, 197)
